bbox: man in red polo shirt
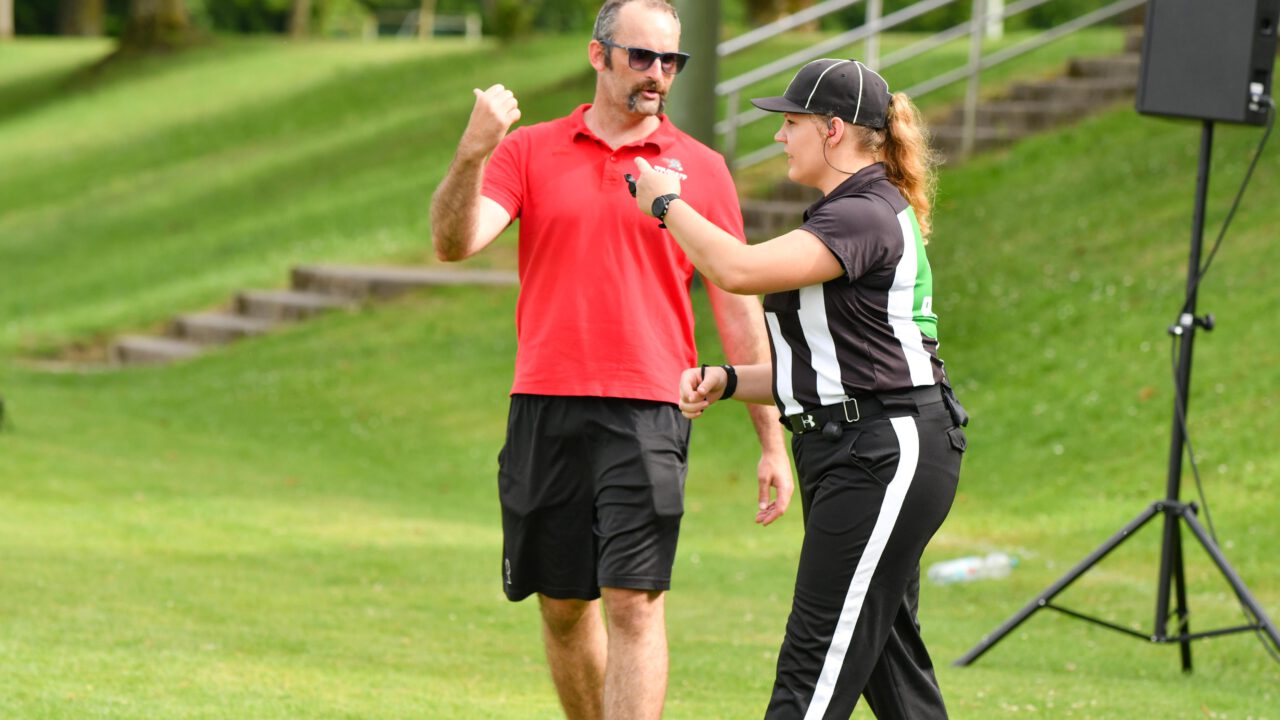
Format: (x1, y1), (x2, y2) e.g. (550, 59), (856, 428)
(430, 1), (792, 717)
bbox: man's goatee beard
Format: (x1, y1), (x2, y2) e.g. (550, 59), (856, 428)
(628, 93), (666, 115)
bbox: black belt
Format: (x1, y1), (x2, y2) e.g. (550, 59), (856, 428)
(784, 384), (944, 435)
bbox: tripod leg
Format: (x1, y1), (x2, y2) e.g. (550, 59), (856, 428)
(1156, 503), (1193, 670)
(1180, 507), (1280, 650)
(954, 503), (1162, 666)
(1171, 520), (1193, 672)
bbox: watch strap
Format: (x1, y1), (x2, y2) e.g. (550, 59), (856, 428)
(652, 193), (680, 228)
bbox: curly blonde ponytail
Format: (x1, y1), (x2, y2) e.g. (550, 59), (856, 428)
(853, 92), (938, 240)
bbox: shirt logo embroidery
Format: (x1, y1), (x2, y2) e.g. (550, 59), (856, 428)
(654, 157), (689, 181)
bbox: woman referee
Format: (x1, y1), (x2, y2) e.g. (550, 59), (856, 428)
(632, 58), (966, 719)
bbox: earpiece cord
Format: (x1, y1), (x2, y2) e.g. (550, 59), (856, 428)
(821, 122), (855, 176)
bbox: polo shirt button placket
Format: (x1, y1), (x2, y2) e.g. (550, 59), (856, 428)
(604, 154), (621, 189)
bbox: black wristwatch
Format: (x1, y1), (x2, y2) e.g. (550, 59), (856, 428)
(651, 193), (680, 228)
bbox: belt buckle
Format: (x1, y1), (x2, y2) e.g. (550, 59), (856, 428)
(842, 398), (860, 423)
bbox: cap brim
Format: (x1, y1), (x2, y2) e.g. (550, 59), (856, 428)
(749, 95), (812, 115)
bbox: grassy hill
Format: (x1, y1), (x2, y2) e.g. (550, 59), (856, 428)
(1, 33), (1278, 719)
(0, 28), (1127, 356)
(0, 36), (585, 355)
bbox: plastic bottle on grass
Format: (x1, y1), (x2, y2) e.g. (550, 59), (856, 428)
(926, 552), (1018, 585)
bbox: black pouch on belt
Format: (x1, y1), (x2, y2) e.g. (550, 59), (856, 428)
(941, 380), (969, 428)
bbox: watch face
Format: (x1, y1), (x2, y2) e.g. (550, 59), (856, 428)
(652, 194), (675, 219)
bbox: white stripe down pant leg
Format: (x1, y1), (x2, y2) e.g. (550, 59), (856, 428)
(766, 400), (962, 720)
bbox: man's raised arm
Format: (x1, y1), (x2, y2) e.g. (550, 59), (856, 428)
(431, 84), (521, 261)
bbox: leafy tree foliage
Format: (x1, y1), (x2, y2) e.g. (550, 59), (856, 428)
(4, 0), (1128, 40)
(201, 0), (292, 33)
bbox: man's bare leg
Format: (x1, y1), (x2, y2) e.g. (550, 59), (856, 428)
(539, 595), (608, 720)
(601, 588), (667, 720)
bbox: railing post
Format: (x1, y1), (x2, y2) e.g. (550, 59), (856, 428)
(724, 90), (741, 170)
(986, 0), (1004, 40)
(961, 0), (987, 159)
(418, 0), (436, 40)
(865, 0), (883, 69)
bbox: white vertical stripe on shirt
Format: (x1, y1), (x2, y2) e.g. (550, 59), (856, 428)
(766, 312), (804, 417)
(889, 210), (934, 385)
(803, 415), (921, 720)
(798, 284), (846, 405)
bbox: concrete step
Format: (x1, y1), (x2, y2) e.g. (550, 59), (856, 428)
(85, 263), (525, 370)
(291, 265), (518, 300)
(947, 100), (1092, 135)
(765, 180), (822, 204)
(1125, 26), (1144, 54)
(173, 312), (276, 345)
(112, 335), (204, 365)
(1009, 76), (1136, 106)
(235, 289), (357, 322)
(1068, 53), (1141, 80)
(741, 199), (813, 241)
(929, 125), (1019, 159)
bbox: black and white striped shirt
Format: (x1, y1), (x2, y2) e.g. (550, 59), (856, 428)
(764, 163), (945, 416)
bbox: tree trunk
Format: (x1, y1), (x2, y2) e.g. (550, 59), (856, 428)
(60, 0), (106, 36)
(120, 0), (192, 52)
(288, 0), (311, 39)
(0, 0), (14, 41)
(746, 0), (817, 27)
(784, 0), (817, 31)
(744, 0), (780, 24)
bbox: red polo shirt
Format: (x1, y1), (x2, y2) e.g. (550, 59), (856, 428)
(482, 104), (746, 404)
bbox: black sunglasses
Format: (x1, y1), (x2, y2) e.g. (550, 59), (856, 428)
(597, 39), (690, 75)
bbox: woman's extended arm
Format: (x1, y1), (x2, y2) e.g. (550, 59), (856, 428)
(633, 158), (844, 295)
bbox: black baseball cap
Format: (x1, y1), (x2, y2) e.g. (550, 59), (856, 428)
(750, 58), (891, 129)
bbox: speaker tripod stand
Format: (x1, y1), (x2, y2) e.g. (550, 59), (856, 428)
(955, 120), (1280, 670)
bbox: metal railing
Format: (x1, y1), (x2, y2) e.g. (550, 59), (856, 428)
(369, 10), (482, 41)
(717, 0), (1145, 169)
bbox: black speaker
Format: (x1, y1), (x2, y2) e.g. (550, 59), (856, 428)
(1137, 0), (1280, 125)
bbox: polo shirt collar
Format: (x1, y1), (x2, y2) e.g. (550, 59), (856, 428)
(567, 103), (676, 152)
(805, 162), (890, 220)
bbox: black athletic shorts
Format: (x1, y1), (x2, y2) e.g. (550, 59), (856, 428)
(496, 394), (691, 602)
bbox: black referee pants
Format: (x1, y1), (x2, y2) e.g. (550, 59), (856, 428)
(766, 398), (963, 720)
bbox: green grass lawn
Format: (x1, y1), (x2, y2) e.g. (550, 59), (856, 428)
(2, 32), (1279, 719)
